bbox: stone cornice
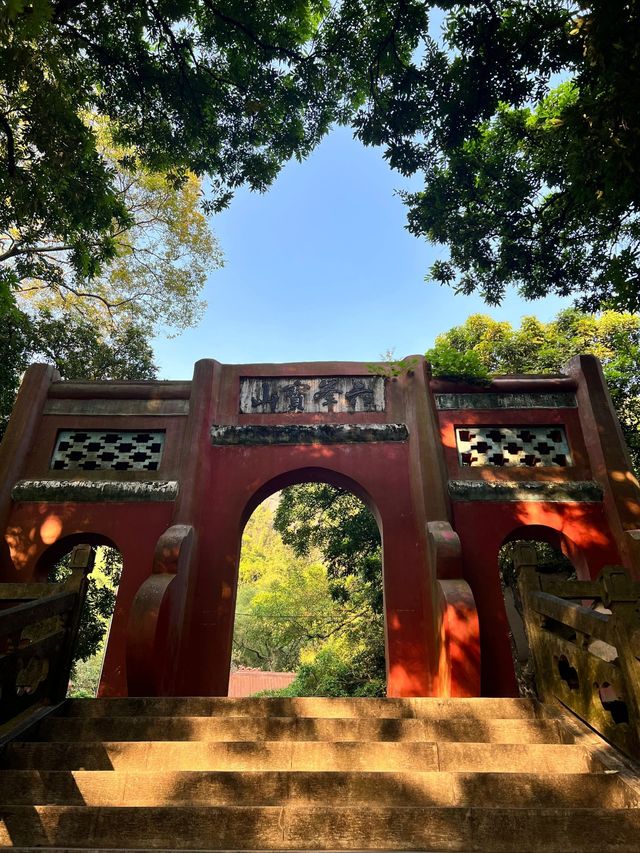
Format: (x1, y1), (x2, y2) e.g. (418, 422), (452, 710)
(210, 423), (409, 446)
(448, 480), (603, 503)
(11, 479), (179, 503)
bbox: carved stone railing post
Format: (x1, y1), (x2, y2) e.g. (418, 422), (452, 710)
(514, 547), (549, 702)
(604, 573), (640, 752)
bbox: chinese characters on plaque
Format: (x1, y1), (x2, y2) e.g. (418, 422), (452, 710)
(240, 376), (385, 414)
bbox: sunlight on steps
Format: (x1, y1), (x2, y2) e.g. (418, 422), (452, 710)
(1, 697), (640, 852)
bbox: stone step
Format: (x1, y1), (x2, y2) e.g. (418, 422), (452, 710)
(1, 740), (595, 773)
(32, 715), (572, 744)
(60, 696), (548, 720)
(0, 769), (634, 808)
(1, 805), (640, 851)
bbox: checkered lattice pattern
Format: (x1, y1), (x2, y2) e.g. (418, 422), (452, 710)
(51, 430), (165, 471)
(455, 426), (571, 468)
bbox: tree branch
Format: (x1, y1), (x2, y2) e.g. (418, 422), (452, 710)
(0, 111), (17, 176)
(51, 0), (86, 22)
(0, 242), (73, 262)
(202, 1), (306, 63)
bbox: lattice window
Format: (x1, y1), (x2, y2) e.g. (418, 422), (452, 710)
(455, 426), (571, 468)
(51, 430), (165, 472)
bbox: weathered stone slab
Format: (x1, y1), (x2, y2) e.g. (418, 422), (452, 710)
(11, 479), (178, 503)
(435, 392), (577, 410)
(44, 399), (189, 416)
(210, 423), (408, 446)
(34, 714), (567, 745)
(4, 804), (639, 850)
(448, 480), (603, 503)
(60, 695), (542, 718)
(0, 768), (633, 808)
(0, 740), (440, 772)
(240, 376), (385, 414)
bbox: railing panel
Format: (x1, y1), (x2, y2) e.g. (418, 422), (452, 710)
(531, 591), (615, 644)
(532, 631), (636, 756)
(0, 545), (92, 743)
(0, 631), (69, 726)
(0, 591), (77, 639)
(0, 582), (70, 601)
(519, 560), (640, 758)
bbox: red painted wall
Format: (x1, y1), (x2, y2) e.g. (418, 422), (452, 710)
(0, 355), (637, 700)
(165, 358), (449, 698)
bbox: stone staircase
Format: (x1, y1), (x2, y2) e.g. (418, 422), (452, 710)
(1, 696), (640, 851)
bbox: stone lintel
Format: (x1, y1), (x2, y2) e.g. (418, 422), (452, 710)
(448, 479), (603, 503)
(11, 479), (179, 503)
(435, 392), (577, 410)
(43, 398), (189, 416)
(210, 422), (409, 446)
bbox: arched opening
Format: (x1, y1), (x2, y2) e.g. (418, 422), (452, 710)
(231, 474), (384, 697)
(37, 535), (122, 698)
(498, 525), (576, 697)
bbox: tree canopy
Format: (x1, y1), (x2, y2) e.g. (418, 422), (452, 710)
(233, 496), (385, 696)
(427, 309), (640, 470)
(2, 112), (222, 332)
(3, 2), (639, 311)
(0, 304), (156, 437)
(274, 484), (382, 613)
(50, 546), (122, 666)
(1, 0), (420, 309)
(360, 2), (640, 311)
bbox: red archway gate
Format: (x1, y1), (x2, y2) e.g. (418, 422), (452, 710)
(0, 355), (637, 698)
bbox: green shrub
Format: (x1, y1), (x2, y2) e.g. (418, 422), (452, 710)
(259, 647), (386, 698)
(425, 345), (490, 384)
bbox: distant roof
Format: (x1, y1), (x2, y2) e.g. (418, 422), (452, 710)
(228, 669), (296, 697)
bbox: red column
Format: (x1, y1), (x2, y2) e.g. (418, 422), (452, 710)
(0, 364), (59, 579)
(566, 355), (640, 576)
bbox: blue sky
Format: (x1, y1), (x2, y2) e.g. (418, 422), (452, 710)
(152, 125), (569, 380)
